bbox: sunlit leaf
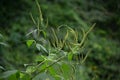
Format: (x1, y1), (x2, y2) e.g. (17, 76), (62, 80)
(26, 40), (35, 47)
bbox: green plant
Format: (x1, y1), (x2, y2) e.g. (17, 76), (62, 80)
(0, 1), (95, 80)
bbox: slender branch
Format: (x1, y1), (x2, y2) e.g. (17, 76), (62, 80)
(40, 55), (66, 72)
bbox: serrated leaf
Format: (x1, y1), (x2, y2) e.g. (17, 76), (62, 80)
(26, 40), (35, 47)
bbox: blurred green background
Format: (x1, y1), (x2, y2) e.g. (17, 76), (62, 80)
(0, 0), (120, 80)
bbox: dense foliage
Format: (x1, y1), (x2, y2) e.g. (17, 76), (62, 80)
(0, 0), (120, 80)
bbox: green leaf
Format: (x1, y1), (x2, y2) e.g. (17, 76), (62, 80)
(47, 54), (57, 61)
(0, 70), (18, 79)
(35, 55), (45, 63)
(0, 33), (3, 38)
(61, 63), (72, 79)
(36, 43), (47, 53)
(41, 31), (47, 38)
(68, 53), (73, 61)
(0, 66), (5, 70)
(39, 63), (48, 71)
(36, 43), (41, 51)
(48, 66), (56, 76)
(0, 42), (9, 47)
(32, 72), (54, 80)
(20, 73), (31, 80)
(26, 40), (35, 47)
(48, 66), (63, 80)
(26, 66), (36, 74)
